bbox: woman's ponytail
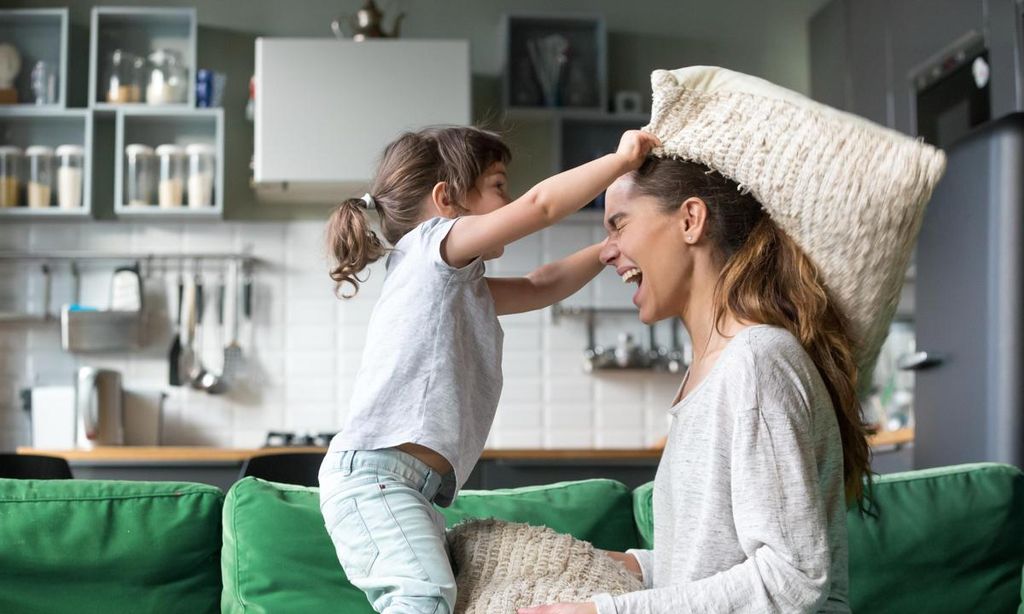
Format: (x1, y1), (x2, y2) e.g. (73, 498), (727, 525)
(326, 197), (387, 298)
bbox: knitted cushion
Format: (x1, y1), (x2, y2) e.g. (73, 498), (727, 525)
(448, 519), (643, 613)
(644, 66), (947, 392)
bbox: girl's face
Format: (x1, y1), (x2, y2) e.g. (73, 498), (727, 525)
(599, 176), (696, 324)
(462, 161), (510, 215)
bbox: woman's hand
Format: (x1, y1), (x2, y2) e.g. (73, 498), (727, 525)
(615, 130), (662, 171)
(602, 550), (643, 582)
(517, 603), (597, 614)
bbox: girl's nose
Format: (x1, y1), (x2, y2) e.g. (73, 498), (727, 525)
(599, 238), (619, 266)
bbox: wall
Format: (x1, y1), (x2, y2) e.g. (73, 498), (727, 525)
(0, 0), (827, 451)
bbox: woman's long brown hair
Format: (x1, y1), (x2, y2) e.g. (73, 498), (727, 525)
(631, 157), (871, 504)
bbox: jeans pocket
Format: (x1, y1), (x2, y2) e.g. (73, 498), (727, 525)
(326, 496), (379, 580)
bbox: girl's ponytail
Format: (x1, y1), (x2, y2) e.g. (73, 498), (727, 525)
(326, 197), (387, 298)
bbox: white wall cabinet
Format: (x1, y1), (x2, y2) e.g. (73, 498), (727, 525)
(253, 39), (470, 191)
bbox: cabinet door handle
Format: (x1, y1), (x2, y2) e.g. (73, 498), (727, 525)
(897, 351), (945, 371)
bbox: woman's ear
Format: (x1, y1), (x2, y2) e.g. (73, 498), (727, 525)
(431, 182), (458, 219)
(679, 197), (708, 244)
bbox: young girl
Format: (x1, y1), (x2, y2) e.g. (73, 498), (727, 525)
(318, 125), (660, 614)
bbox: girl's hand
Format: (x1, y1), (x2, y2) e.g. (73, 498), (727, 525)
(517, 603), (597, 614)
(615, 130), (662, 171)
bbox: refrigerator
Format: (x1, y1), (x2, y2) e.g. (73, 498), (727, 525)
(910, 112), (1024, 469)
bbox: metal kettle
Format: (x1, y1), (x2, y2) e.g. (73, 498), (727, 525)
(75, 367), (124, 449)
(331, 0), (404, 41)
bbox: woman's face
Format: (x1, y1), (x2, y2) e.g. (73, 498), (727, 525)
(599, 176), (696, 324)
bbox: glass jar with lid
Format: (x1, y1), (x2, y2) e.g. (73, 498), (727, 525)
(105, 49), (142, 104)
(185, 143), (216, 208)
(146, 49), (188, 105)
(125, 143), (156, 206)
(56, 144), (85, 209)
(26, 145), (55, 209)
(0, 145), (22, 207)
(156, 144), (186, 208)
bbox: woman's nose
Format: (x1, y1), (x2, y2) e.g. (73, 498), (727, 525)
(599, 238), (619, 266)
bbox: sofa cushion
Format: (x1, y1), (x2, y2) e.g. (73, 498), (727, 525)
(631, 462), (1024, 613)
(221, 477), (637, 613)
(0, 479), (223, 614)
(441, 479), (639, 552)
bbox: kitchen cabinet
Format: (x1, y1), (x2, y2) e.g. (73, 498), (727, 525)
(253, 39), (470, 192)
(809, 0), (1021, 132)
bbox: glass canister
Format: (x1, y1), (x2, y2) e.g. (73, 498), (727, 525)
(146, 49), (188, 105)
(26, 145), (55, 209)
(125, 143), (156, 206)
(0, 146), (22, 207)
(156, 144), (186, 208)
(186, 143), (216, 207)
(106, 49), (142, 104)
(56, 144), (85, 209)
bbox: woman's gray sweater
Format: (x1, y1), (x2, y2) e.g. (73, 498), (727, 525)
(592, 325), (850, 613)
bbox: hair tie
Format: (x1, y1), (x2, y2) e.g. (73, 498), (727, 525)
(361, 193), (376, 210)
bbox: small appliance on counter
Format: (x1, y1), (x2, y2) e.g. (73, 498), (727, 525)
(75, 367), (124, 449)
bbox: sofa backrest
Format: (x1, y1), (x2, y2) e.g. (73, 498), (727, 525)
(0, 478), (224, 614)
(220, 477), (637, 613)
(633, 462), (1024, 612)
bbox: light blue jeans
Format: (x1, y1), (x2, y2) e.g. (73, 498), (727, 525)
(318, 448), (456, 614)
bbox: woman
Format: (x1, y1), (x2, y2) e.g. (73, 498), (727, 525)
(519, 66), (945, 614)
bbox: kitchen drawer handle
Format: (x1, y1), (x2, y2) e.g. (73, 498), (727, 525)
(897, 351), (945, 371)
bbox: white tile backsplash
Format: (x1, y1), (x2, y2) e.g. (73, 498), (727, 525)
(0, 220), (680, 450)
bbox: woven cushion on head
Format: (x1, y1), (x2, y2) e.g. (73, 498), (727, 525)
(644, 66), (947, 392)
(448, 519), (643, 613)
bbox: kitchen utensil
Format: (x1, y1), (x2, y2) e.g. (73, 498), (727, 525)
(199, 275), (227, 394)
(221, 261), (243, 382)
(189, 274), (208, 389)
(168, 273), (184, 385)
(110, 262), (143, 311)
(41, 263), (51, 320)
(177, 276), (196, 386)
(75, 367), (124, 449)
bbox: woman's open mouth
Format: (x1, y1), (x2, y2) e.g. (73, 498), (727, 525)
(621, 267), (643, 306)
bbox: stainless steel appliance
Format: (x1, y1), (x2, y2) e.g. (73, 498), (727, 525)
(909, 112), (1024, 469)
(913, 33), (991, 149)
(75, 367), (124, 449)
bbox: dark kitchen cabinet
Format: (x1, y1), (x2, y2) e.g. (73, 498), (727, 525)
(809, 0), (1021, 134)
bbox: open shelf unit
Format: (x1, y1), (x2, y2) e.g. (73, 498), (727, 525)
(0, 108), (93, 218)
(500, 13), (607, 112)
(0, 8), (68, 108)
(114, 107), (224, 218)
(89, 7), (197, 112)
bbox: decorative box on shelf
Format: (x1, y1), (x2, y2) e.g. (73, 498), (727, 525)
(88, 7), (197, 112)
(113, 107), (223, 219)
(501, 13), (607, 112)
(0, 8), (68, 108)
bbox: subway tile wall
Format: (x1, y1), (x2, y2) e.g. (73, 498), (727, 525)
(0, 220), (685, 452)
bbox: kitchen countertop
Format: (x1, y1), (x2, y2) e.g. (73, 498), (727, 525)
(16, 428), (913, 463)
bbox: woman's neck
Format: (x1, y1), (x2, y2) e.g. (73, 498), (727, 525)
(680, 259), (747, 365)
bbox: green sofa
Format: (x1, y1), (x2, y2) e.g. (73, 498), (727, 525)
(1, 463), (1021, 613)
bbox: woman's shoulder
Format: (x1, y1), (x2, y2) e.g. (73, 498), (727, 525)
(726, 325), (829, 411)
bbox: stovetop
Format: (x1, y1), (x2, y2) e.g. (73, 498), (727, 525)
(263, 431), (336, 448)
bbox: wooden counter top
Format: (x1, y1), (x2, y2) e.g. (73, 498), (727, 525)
(16, 428), (913, 463)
